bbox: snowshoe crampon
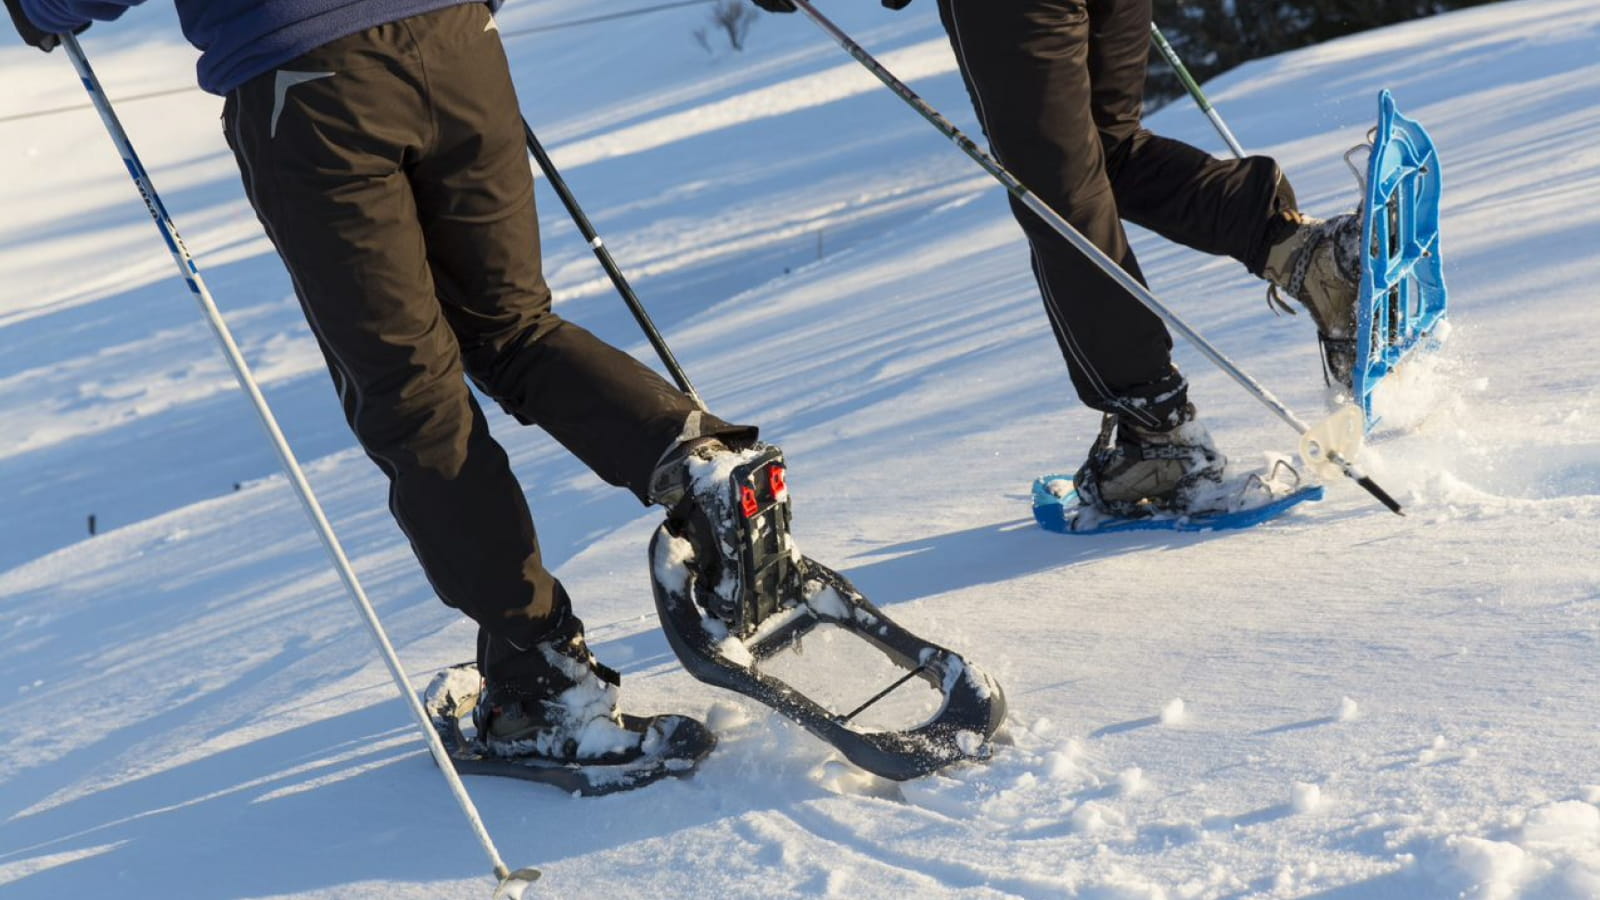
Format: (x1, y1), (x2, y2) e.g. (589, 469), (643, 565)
(649, 448), (1006, 781)
(1353, 89), (1448, 428)
(421, 663), (715, 796)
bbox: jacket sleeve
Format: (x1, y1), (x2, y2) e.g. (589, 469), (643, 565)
(19, 0), (140, 33)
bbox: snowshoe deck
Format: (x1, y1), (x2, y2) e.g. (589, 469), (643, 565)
(421, 663), (714, 796)
(1354, 89), (1448, 428)
(650, 527), (1006, 781)
(1031, 469), (1323, 535)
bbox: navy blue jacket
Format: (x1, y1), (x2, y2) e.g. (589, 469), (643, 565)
(21, 0), (498, 94)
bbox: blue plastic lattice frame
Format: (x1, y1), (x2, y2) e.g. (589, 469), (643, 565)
(1029, 476), (1323, 535)
(1354, 90), (1449, 428)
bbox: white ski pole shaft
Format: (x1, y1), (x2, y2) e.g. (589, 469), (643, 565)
(1149, 22), (1247, 160)
(788, 1), (1401, 515)
(59, 34), (539, 894)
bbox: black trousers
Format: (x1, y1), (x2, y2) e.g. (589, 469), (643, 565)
(937, 0), (1293, 428)
(222, 3), (748, 674)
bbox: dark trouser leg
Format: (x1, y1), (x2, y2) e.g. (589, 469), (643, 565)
(1108, 132), (1294, 275)
(1085, 0), (1296, 274)
(401, 6), (751, 678)
(939, 0), (1185, 428)
(402, 9), (752, 500)
(222, 5), (746, 679)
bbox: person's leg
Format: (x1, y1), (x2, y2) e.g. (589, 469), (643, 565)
(397, 3), (757, 683)
(406, 7), (797, 643)
(222, 14), (570, 667)
(937, 0), (1186, 429)
(411, 37), (750, 501)
(1087, 0), (1357, 382)
(1086, 0), (1294, 273)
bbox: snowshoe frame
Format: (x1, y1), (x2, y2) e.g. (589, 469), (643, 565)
(650, 449), (1004, 780)
(651, 530), (1006, 780)
(1354, 90), (1448, 428)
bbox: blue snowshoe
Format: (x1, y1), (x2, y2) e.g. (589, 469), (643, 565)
(1351, 90), (1449, 428)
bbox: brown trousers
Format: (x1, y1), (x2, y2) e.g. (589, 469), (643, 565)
(222, 3), (748, 673)
(938, 0), (1295, 428)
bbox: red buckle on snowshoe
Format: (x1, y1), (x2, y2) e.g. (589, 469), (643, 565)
(740, 485), (760, 518)
(769, 465), (787, 499)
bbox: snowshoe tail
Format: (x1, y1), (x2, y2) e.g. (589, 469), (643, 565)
(421, 663), (715, 796)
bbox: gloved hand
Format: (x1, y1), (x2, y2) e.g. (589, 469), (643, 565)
(3, 0), (86, 51)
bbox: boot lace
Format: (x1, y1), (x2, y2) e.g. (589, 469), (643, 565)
(1264, 132), (1374, 318)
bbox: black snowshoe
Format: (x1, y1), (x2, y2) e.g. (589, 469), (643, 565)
(422, 662), (715, 796)
(649, 443), (1006, 781)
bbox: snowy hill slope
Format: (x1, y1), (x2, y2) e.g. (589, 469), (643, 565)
(2, 0), (1598, 897)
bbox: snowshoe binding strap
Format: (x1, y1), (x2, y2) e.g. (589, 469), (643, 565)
(1319, 334), (1359, 389)
(422, 662), (716, 796)
(1072, 412), (1224, 520)
(666, 443), (803, 637)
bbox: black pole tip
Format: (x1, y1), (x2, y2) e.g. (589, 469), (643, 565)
(1357, 476), (1405, 516)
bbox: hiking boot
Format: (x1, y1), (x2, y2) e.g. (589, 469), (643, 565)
(1263, 211), (1363, 387)
(473, 611), (640, 762)
(649, 437), (802, 635)
(1073, 403), (1227, 516)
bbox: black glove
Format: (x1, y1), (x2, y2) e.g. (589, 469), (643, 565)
(4, 0), (86, 51)
(4, 0), (56, 50)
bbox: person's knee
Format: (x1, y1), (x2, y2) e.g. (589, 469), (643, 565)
(1099, 125), (1147, 177)
(459, 310), (567, 405)
(353, 371), (478, 477)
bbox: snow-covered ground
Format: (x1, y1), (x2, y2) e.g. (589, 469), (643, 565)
(2, 0), (1598, 897)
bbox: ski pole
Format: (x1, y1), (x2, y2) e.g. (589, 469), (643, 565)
(523, 118), (707, 410)
(59, 34), (541, 898)
(1149, 22), (1247, 159)
(786, 0), (1402, 516)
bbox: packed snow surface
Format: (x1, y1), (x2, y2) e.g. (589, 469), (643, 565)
(2, 0), (1598, 897)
